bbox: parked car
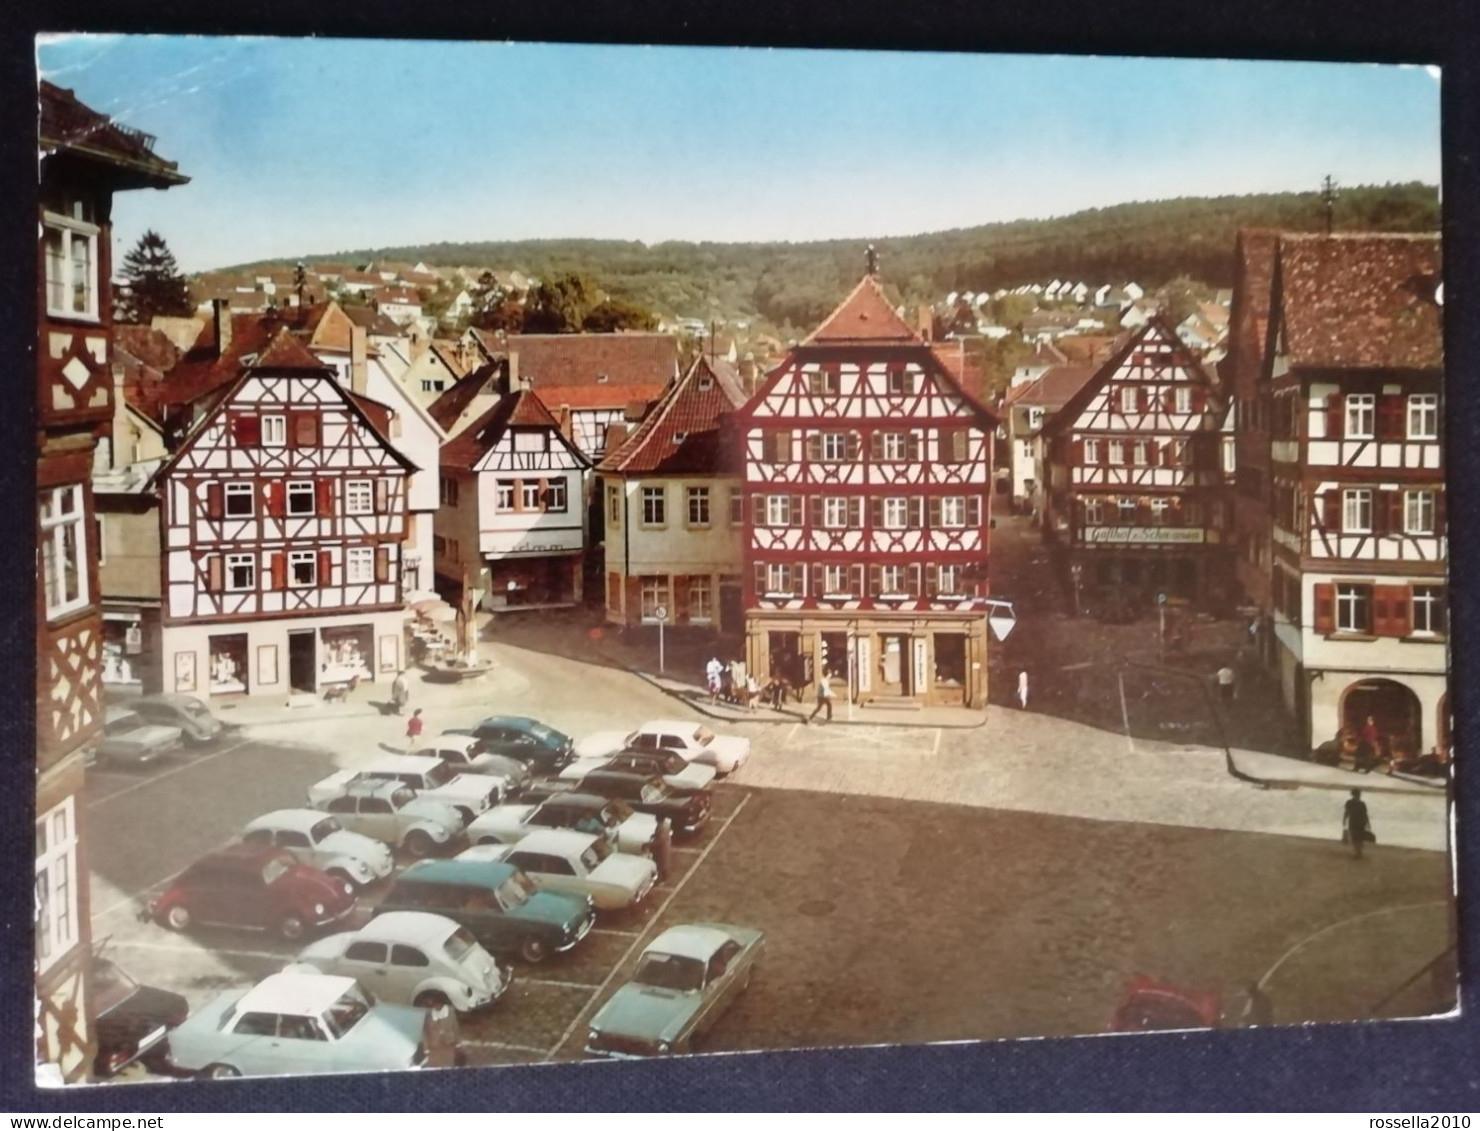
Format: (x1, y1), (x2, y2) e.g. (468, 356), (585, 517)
(458, 830), (658, 911)
(99, 706), (183, 768)
(465, 792), (658, 855)
(575, 719), (750, 774)
(167, 972), (459, 1078)
(586, 923), (764, 1058)
(129, 694), (225, 746)
(530, 770), (711, 836)
(558, 748), (715, 793)
(147, 844), (357, 942)
(377, 858), (594, 963)
(411, 735), (532, 794)
(92, 952), (188, 1078)
(242, 810), (395, 889)
(332, 755), (505, 823)
(306, 778), (463, 858)
(459, 716), (577, 773)
(1108, 975), (1223, 1032)
(291, 911), (512, 1016)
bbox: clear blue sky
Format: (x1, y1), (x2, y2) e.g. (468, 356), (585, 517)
(37, 35), (1442, 273)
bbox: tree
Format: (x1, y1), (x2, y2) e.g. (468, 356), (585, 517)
(119, 230), (193, 323)
(468, 271), (525, 333)
(522, 273), (596, 333)
(582, 297), (658, 333)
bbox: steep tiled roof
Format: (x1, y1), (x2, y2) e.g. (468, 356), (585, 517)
(534, 383), (667, 410)
(1223, 229), (1278, 395)
(599, 355), (745, 475)
(500, 333), (679, 390)
(253, 327), (334, 372)
(342, 305), (404, 337)
(114, 325), (181, 373)
(1004, 364), (1097, 409)
(1275, 233), (1443, 371)
(427, 363), (501, 432)
(803, 275), (921, 345)
(440, 389), (586, 471)
(39, 81), (188, 187)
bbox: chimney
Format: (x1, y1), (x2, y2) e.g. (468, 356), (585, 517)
(213, 298), (232, 357)
(917, 305), (934, 343)
(350, 323), (369, 394)
(605, 421), (629, 454)
(506, 351), (520, 392)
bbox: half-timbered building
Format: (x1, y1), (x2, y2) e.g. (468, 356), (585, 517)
(736, 270), (998, 707)
(436, 389), (591, 611)
(152, 330), (414, 697)
(1257, 233), (1447, 756)
(36, 81), (187, 1084)
(1041, 319), (1236, 609)
(598, 354), (748, 631)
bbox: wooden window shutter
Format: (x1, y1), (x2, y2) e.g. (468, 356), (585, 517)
(907, 564), (921, 597)
(1313, 582), (1335, 634)
(868, 564), (881, 596)
(271, 552), (287, 591)
(318, 550), (332, 585)
(206, 554), (223, 593)
(231, 413), (261, 448)
(811, 564), (823, 597)
(1387, 491), (1405, 535)
(751, 494), (764, 525)
(265, 481), (283, 518)
(846, 432), (861, 462)
(926, 563), (939, 596)
(317, 479), (335, 515)
(753, 561), (766, 597)
(849, 498), (864, 528)
(806, 433), (822, 462)
(1325, 395), (1343, 440)
(1392, 585), (1413, 637)
(776, 431), (793, 463)
(1321, 491), (1340, 531)
(953, 430), (968, 461)
(789, 495), (803, 526)
(870, 498), (884, 527)
(869, 432), (882, 460)
(761, 433), (774, 463)
(1371, 586), (1391, 636)
(968, 496), (983, 526)
(375, 546), (390, 583)
(907, 497), (923, 528)
(906, 432), (921, 461)
(205, 482), (224, 520)
(849, 564), (864, 595)
(928, 497), (942, 528)
(292, 412), (320, 448)
(809, 496), (823, 528)
(375, 478), (391, 513)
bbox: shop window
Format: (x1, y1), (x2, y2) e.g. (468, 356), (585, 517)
(934, 633), (967, 685)
(1083, 498), (1104, 525)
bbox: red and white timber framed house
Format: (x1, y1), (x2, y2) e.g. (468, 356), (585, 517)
(735, 271), (998, 708)
(36, 82), (188, 1083)
(150, 330), (415, 698)
(1041, 319), (1236, 611)
(1257, 233), (1447, 757)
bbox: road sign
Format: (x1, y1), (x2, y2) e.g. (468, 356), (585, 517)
(653, 605), (668, 622)
(984, 598), (1018, 642)
(1157, 592), (1167, 606)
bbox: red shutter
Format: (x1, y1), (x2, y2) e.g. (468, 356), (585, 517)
(206, 555), (223, 593)
(318, 550), (332, 585)
(317, 479), (335, 515)
(375, 546), (390, 583)
(231, 413), (261, 448)
(868, 564), (881, 597)
(1322, 491), (1340, 532)
(271, 553), (287, 591)
(907, 497), (923, 528)
(753, 561), (766, 598)
(1371, 587), (1392, 636)
(375, 478), (391, 513)
(1372, 584), (1406, 637)
(205, 482), (224, 520)
(1325, 395), (1343, 440)
(1392, 586), (1413, 637)
(1313, 582), (1335, 634)
(811, 564), (824, 598)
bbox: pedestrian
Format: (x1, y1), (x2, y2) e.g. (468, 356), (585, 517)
(405, 707), (425, 751)
(1358, 715), (1382, 773)
(391, 669), (410, 716)
(1343, 788), (1373, 859)
(1017, 669), (1030, 710)
(1216, 665), (1236, 703)
(652, 817), (673, 882)
(808, 673), (834, 724)
(745, 673), (760, 713)
(705, 656), (723, 705)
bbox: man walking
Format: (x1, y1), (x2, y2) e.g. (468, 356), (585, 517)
(652, 817), (673, 882)
(391, 670), (410, 716)
(808, 673), (834, 724)
(705, 656), (723, 705)
(1343, 788), (1373, 859)
(1017, 669), (1030, 710)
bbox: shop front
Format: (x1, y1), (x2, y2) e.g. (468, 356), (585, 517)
(482, 552), (583, 611)
(1072, 526), (1233, 612)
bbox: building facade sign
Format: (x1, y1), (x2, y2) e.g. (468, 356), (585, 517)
(1083, 526), (1206, 545)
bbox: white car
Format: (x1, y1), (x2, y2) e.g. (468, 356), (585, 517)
(576, 720), (751, 774)
(291, 911), (511, 1015)
(242, 810), (395, 889)
(324, 755), (504, 825)
(410, 736), (532, 793)
(459, 831), (658, 911)
(557, 749), (716, 793)
(307, 779), (463, 858)
(466, 793), (658, 856)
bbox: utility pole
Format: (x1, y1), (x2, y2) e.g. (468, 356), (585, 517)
(1320, 175), (1339, 235)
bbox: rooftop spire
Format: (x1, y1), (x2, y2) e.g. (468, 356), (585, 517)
(865, 243), (879, 277)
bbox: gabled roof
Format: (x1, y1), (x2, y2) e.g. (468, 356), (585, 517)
(1274, 233), (1442, 371)
(537, 383), (667, 410)
(342, 305), (404, 337)
(599, 354), (745, 476)
(440, 389), (589, 472)
(427, 362), (501, 432)
(1004, 364), (1097, 409)
(39, 81), (188, 189)
(802, 274), (921, 346)
(498, 333), (680, 390)
(252, 327), (333, 372)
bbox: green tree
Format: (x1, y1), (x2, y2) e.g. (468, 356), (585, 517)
(522, 273), (596, 333)
(119, 230), (192, 323)
(469, 271), (524, 333)
(582, 297), (658, 332)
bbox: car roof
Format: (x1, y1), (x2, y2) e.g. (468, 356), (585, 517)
(195, 843), (291, 869)
(356, 911), (461, 946)
(646, 924), (731, 961)
(238, 972), (357, 1015)
(246, 809), (334, 833)
(398, 859), (518, 887)
(507, 829), (597, 856)
(540, 792), (610, 811)
(638, 720), (704, 734)
(326, 778), (405, 800)
(362, 754), (437, 772)
(582, 769), (659, 787)
(477, 715), (542, 732)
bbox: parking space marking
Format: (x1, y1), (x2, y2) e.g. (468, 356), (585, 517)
(103, 938), (288, 963)
(461, 1039), (555, 1056)
(589, 927), (641, 938)
(545, 791), (752, 1062)
(85, 738), (253, 809)
(518, 977), (602, 991)
(671, 846), (703, 856)
(932, 728), (942, 757)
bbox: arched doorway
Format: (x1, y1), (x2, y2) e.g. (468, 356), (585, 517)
(1341, 678), (1422, 757)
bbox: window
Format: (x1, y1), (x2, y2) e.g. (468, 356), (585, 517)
(765, 495), (792, 527)
(42, 205), (99, 319)
(1118, 498), (1137, 520)
(421, 379), (445, 394)
(1343, 489), (1373, 533)
(640, 576), (669, 620)
(1345, 393), (1375, 439)
(286, 481), (316, 516)
(1411, 586), (1447, 635)
(940, 497), (967, 528)
(823, 497), (850, 528)
(226, 553), (256, 591)
(764, 563), (795, 594)
(1175, 386), (1193, 414)
(687, 487), (711, 527)
(1404, 490), (1435, 534)
(819, 432), (848, 461)
(882, 498), (909, 529)
(689, 576), (713, 622)
(345, 481), (373, 515)
(1132, 441), (1150, 466)
(1083, 498), (1104, 524)
(1120, 386), (1137, 413)
(642, 486), (666, 526)
(1407, 394), (1439, 440)
(293, 413), (320, 448)
(344, 941), (388, 964)
(823, 564), (850, 594)
(35, 798), (78, 973)
(346, 547), (374, 584)
(1083, 439), (1101, 464)
(1109, 441), (1125, 465)
(728, 490), (744, 526)
(1336, 583), (1371, 634)
(521, 481), (542, 511)
(1221, 437), (1236, 474)
(546, 479), (568, 512)
(808, 368), (838, 396)
(880, 564), (906, 594)
(391, 945), (430, 968)
(888, 368), (915, 396)
(937, 564), (963, 595)
(1150, 498), (1171, 525)
(880, 432), (908, 460)
(39, 484), (87, 619)
(495, 481), (515, 512)
(263, 415), (287, 447)
(439, 477), (459, 507)
(289, 550), (317, 588)
(608, 484), (622, 527)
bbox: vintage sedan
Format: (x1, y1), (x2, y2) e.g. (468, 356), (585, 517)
(411, 735), (532, 793)
(575, 720), (750, 774)
(459, 715), (577, 773)
(466, 792), (657, 855)
(98, 706), (183, 768)
(557, 748), (715, 793)
(92, 953), (188, 1078)
(148, 844), (357, 942)
(242, 810), (395, 889)
(333, 755), (505, 824)
(129, 694), (225, 746)
(167, 972), (459, 1078)
(529, 769), (711, 836)
(459, 830), (657, 911)
(292, 911), (512, 1015)
(307, 779), (463, 858)
(586, 923), (763, 1058)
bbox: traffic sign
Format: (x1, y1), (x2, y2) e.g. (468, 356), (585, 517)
(653, 605), (668, 622)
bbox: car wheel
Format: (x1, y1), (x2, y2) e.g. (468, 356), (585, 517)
(414, 990), (452, 1013)
(518, 937), (548, 964)
(455, 807), (475, 826)
(279, 915), (307, 941)
(164, 905), (191, 932)
(405, 830), (435, 857)
(202, 1064), (240, 1079)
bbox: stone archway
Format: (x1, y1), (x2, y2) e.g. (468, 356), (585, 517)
(1341, 678), (1422, 757)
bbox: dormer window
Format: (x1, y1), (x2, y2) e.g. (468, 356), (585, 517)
(672, 432), (688, 444)
(698, 377), (713, 391)
(597, 373), (610, 384)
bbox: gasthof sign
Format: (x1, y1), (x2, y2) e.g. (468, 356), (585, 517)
(1083, 526), (1206, 545)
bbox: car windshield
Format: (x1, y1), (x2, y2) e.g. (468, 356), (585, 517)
(579, 840), (611, 870)
(310, 817), (341, 842)
(261, 855), (294, 885)
(528, 722), (566, 746)
(321, 987), (373, 1040)
(444, 927), (479, 965)
(107, 714), (143, 735)
(633, 952), (705, 992)
(694, 727), (715, 747)
(421, 762), (454, 787)
(181, 698), (211, 719)
(496, 873), (536, 910)
(640, 781), (670, 804)
(390, 787), (418, 810)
